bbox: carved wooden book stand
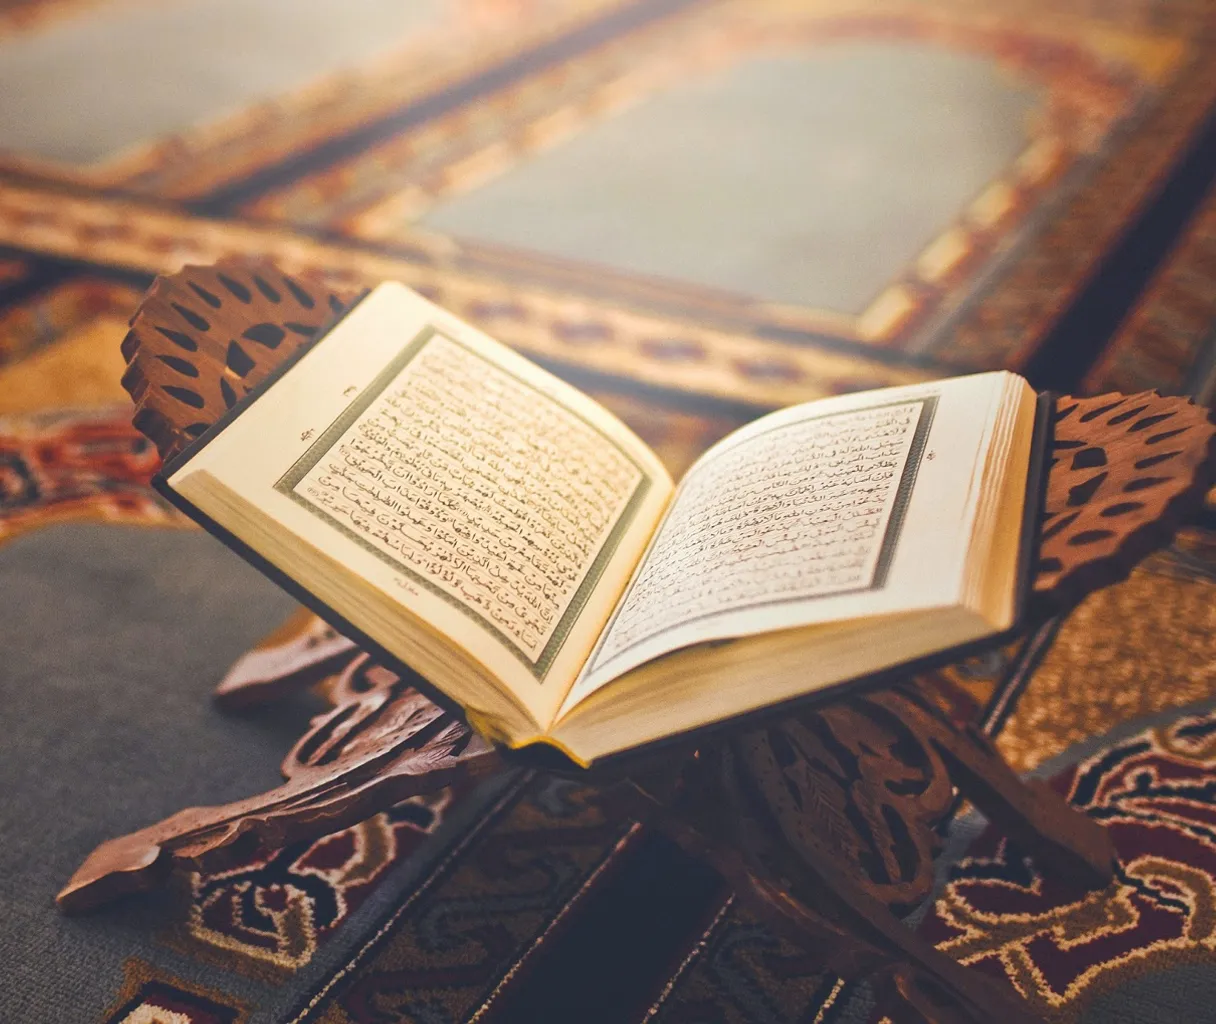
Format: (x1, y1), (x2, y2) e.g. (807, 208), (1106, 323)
(60, 261), (1216, 1024)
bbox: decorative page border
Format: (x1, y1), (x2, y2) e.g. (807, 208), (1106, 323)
(276, 325), (652, 680)
(585, 394), (937, 676)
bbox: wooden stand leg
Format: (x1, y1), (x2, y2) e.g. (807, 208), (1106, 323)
(645, 801), (1045, 1024)
(882, 965), (994, 1024)
(58, 658), (500, 913)
(623, 743), (1048, 1024)
(877, 688), (1117, 890)
(941, 725), (1116, 888)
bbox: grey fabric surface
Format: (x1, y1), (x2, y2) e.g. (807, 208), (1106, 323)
(0, 522), (514, 1022)
(0, 523), (305, 1017)
(423, 42), (1040, 313)
(1081, 964), (1216, 1023)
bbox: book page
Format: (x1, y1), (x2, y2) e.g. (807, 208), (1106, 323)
(174, 283), (671, 727)
(281, 327), (648, 671)
(565, 373), (1009, 708)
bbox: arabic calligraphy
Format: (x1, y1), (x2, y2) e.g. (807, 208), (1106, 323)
(591, 400), (925, 670)
(288, 332), (644, 666)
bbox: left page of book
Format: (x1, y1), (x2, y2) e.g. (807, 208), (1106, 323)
(168, 282), (672, 733)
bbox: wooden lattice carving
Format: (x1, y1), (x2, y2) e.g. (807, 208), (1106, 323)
(1035, 391), (1216, 608)
(57, 653), (498, 914)
(120, 260), (355, 460)
(726, 691), (957, 915)
(619, 684), (1094, 1024)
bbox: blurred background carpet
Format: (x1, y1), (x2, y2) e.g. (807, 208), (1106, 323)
(1, 1), (1216, 1022)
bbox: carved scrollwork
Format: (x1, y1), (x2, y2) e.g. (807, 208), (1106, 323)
(626, 688), (1062, 1024)
(632, 680), (1113, 936)
(57, 654), (499, 913)
(120, 260), (355, 459)
(1035, 391), (1216, 608)
(726, 688), (957, 915)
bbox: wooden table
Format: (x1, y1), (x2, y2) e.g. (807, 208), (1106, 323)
(58, 260), (1216, 1024)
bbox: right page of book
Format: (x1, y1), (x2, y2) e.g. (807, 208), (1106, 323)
(563, 371), (1016, 711)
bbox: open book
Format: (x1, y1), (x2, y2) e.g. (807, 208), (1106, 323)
(159, 282), (1047, 767)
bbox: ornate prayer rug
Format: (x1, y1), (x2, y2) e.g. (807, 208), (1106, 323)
(2, 0), (1216, 1021)
(4, 408), (1215, 1023)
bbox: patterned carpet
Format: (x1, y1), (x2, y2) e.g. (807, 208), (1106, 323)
(1, 0), (1216, 1021)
